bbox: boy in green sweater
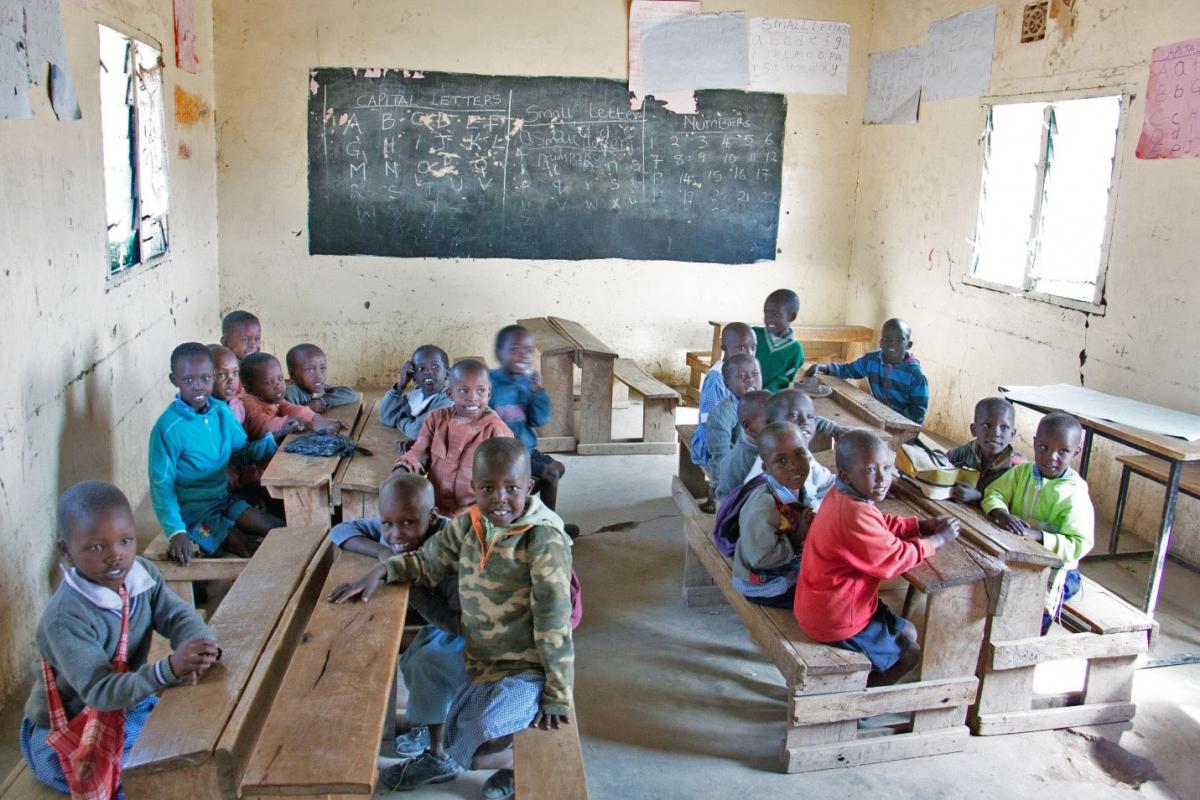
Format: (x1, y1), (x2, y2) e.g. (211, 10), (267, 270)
(754, 288), (805, 392)
(982, 412), (1094, 633)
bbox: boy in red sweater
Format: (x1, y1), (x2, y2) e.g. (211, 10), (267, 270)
(794, 431), (960, 686)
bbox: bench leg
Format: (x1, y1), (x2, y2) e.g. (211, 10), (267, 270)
(540, 352), (576, 443)
(1083, 654), (1138, 706)
(1145, 461), (1183, 616)
(281, 487), (330, 527)
(642, 398), (676, 445)
(682, 541), (725, 608)
(912, 581), (988, 733)
(577, 355), (614, 446)
(1108, 465), (1133, 555)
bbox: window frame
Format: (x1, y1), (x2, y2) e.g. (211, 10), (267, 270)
(962, 86), (1133, 316)
(97, 21), (171, 287)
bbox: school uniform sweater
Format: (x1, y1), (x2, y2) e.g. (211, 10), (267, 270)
(689, 363), (729, 465)
(732, 480), (803, 598)
(384, 497), (574, 715)
(488, 368), (552, 450)
(379, 386), (454, 440)
(283, 382), (359, 408)
(149, 396), (276, 545)
(395, 407), (514, 515)
(754, 326), (806, 393)
(704, 394), (742, 478)
(24, 558), (214, 726)
(823, 350), (929, 425)
(743, 451), (837, 509)
(240, 392), (316, 439)
(947, 441), (1025, 495)
(794, 486), (933, 642)
(981, 462), (1094, 608)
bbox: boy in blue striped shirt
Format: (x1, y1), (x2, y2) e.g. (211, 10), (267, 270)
(805, 318), (929, 426)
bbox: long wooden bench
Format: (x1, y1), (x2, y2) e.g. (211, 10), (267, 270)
(512, 705), (589, 799)
(1109, 453), (1200, 569)
(141, 533), (247, 607)
(674, 423), (709, 501)
(672, 478), (994, 772)
(518, 317), (579, 453)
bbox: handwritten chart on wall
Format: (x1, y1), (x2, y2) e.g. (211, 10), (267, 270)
(307, 69), (785, 263)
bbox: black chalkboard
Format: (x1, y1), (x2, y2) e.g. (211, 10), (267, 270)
(307, 69), (785, 263)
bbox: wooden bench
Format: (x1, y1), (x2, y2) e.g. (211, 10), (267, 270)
(674, 423), (710, 501)
(262, 394), (366, 526)
(1109, 453), (1200, 567)
(574, 358), (678, 456)
(512, 705), (589, 799)
(336, 401), (407, 521)
(141, 534), (247, 606)
(672, 478), (994, 772)
(124, 526), (410, 799)
(0, 763), (60, 800)
(518, 317), (579, 453)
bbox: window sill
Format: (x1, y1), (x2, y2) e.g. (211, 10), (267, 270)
(961, 275), (1107, 316)
(105, 253), (168, 291)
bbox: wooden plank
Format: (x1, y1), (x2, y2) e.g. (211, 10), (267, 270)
(154, 560), (247, 583)
(911, 581), (989, 733)
(779, 727), (967, 774)
(324, 394), (363, 430)
(577, 440), (676, 456)
(682, 539), (725, 608)
(970, 566), (1052, 726)
(1083, 655), (1138, 705)
(331, 399), (374, 505)
(576, 355), (615, 446)
(262, 434), (340, 490)
(535, 435), (576, 453)
(512, 707), (588, 800)
(809, 394), (895, 446)
(1063, 576), (1156, 636)
(547, 317), (618, 358)
(613, 358), (679, 401)
(783, 672), (862, 752)
(517, 317), (577, 355)
(338, 417), (405, 494)
(790, 677), (978, 724)
(275, 486), (330, 527)
(643, 399), (678, 444)
(0, 762), (63, 800)
(972, 702), (1136, 736)
(675, 425), (709, 499)
(124, 527), (330, 794)
(822, 375), (922, 439)
(240, 551), (410, 797)
(991, 630), (1148, 670)
(1116, 454), (1200, 495)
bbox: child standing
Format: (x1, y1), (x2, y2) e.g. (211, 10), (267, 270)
(704, 354), (763, 495)
(21, 481), (219, 798)
(690, 322), (757, 466)
(806, 318), (929, 425)
(981, 412), (1093, 632)
(380, 345), (454, 443)
(239, 352), (346, 440)
(332, 438), (574, 798)
(755, 289), (805, 392)
(795, 431), (960, 686)
(219, 310), (262, 361)
(149, 343), (287, 564)
(283, 343), (359, 412)
(948, 397), (1025, 504)
(393, 360), (514, 516)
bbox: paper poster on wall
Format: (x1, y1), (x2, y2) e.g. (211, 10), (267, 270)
(642, 11), (749, 93)
(1136, 38), (1200, 159)
(629, 0), (700, 113)
(174, 0), (199, 73)
(864, 45), (923, 125)
(923, 4), (996, 102)
(748, 18), (849, 95)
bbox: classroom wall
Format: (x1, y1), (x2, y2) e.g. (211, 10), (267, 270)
(847, 0), (1200, 563)
(212, 0), (874, 384)
(0, 0), (220, 703)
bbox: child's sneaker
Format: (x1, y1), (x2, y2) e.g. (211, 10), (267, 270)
(392, 725), (431, 758)
(481, 768), (515, 800)
(379, 751), (459, 791)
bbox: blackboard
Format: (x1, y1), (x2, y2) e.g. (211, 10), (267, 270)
(307, 69), (785, 264)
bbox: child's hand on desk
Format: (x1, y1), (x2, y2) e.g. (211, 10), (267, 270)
(329, 563), (389, 604)
(396, 360), (415, 391)
(530, 710), (570, 730)
(804, 364), (824, 379)
(987, 509), (1028, 536)
(950, 484), (982, 504)
(167, 532), (194, 565)
(310, 415), (348, 434)
(275, 418), (304, 441)
(170, 638), (220, 684)
(306, 396), (328, 414)
(920, 515), (961, 548)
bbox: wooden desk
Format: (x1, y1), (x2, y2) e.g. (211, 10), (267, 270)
(706, 321), (875, 366)
(518, 317), (579, 453)
(337, 402), (406, 521)
(819, 375), (921, 442)
(1001, 386), (1200, 614)
(548, 316), (618, 449)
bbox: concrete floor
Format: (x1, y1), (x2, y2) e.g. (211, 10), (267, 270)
(3, 403), (1199, 798)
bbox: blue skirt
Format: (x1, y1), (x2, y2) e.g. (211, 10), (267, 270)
(444, 673), (543, 769)
(398, 626), (468, 726)
(20, 695), (159, 798)
(180, 493), (250, 554)
(829, 602), (909, 672)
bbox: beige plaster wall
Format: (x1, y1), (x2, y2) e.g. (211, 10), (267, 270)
(212, 0), (874, 384)
(847, 0), (1200, 564)
(0, 0), (220, 702)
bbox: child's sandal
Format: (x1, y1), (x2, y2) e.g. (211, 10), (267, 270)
(481, 768), (515, 800)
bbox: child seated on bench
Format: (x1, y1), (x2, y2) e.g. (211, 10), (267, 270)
(209, 344), (245, 423)
(755, 289), (805, 392)
(718, 422), (816, 609)
(806, 318), (929, 426)
(333, 438), (575, 798)
(795, 431), (960, 686)
(239, 352), (347, 440)
(948, 396), (1024, 504)
(380, 344), (454, 444)
(21, 481), (220, 797)
(690, 322), (757, 468)
(715, 390), (770, 501)
(981, 412), (1093, 633)
(149, 343), (287, 565)
(705, 353), (763, 496)
(393, 359), (513, 516)
(742, 390), (838, 502)
(283, 343), (358, 412)
(219, 309), (262, 361)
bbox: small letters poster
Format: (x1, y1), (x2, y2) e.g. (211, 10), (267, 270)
(1136, 38), (1200, 159)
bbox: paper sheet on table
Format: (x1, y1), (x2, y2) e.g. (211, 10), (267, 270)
(643, 11), (749, 93)
(1000, 384), (1200, 441)
(864, 45), (923, 124)
(174, 0), (199, 73)
(923, 4), (996, 102)
(0, 4), (33, 119)
(1135, 38), (1200, 159)
(748, 18), (849, 95)
(629, 0), (699, 114)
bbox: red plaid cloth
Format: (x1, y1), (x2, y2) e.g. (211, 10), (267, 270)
(40, 585), (131, 800)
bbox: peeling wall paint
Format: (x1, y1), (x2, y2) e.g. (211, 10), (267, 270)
(0, 0), (220, 703)
(212, 0), (875, 385)
(847, 0), (1200, 563)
